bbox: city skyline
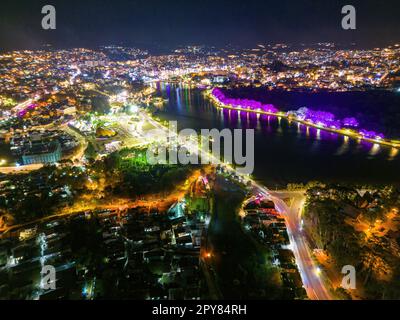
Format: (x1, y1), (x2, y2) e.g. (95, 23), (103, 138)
(1, 0), (400, 305)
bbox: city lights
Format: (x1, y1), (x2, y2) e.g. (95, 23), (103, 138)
(0, 2), (399, 304)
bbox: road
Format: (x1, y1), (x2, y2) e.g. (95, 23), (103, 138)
(0, 168), (202, 236)
(264, 190), (332, 300)
(2, 94), (333, 299)
(138, 110), (332, 300)
(0, 163), (43, 174)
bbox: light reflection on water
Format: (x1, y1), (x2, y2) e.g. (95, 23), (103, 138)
(219, 105), (396, 160)
(335, 136), (350, 156)
(152, 83), (400, 185)
(389, 148), (399, 161)
(369, 144), (381, 157)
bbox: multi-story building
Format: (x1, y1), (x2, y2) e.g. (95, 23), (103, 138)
(22, 141), (61, 165)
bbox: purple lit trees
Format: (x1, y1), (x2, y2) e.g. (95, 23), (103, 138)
(211, 88), (386, 141)
(211, 88), (278, 113)
(343, 117), (359, 128)
(17, 103), (38, 117)
(289, 107), (340, 128)
(359, 129), (384, 140)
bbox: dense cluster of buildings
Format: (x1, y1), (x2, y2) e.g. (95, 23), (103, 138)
(243, 198), (307, 299)
(138, 44), (400, 91)
(0, 176), (211, 299)
(0, 220), (77, 300)
(10, 130), (78, 165)
(0, 43), (399, 165)
(1, 44), (399, 106)
(0, 43), (399, 300)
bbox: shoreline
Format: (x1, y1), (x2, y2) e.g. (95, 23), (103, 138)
(207, 89), (400, 150)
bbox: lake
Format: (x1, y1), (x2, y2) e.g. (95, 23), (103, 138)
(152, 82), (400, 188)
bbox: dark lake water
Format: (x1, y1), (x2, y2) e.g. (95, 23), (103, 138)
(225, 88), (400, 139)
(152, 82), (400, 188)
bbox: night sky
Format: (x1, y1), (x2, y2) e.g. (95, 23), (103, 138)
(0, 0), (399, 50)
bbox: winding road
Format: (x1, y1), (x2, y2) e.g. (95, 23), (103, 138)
(139, 109), (332, 300)
(268, 190), (332, 300)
